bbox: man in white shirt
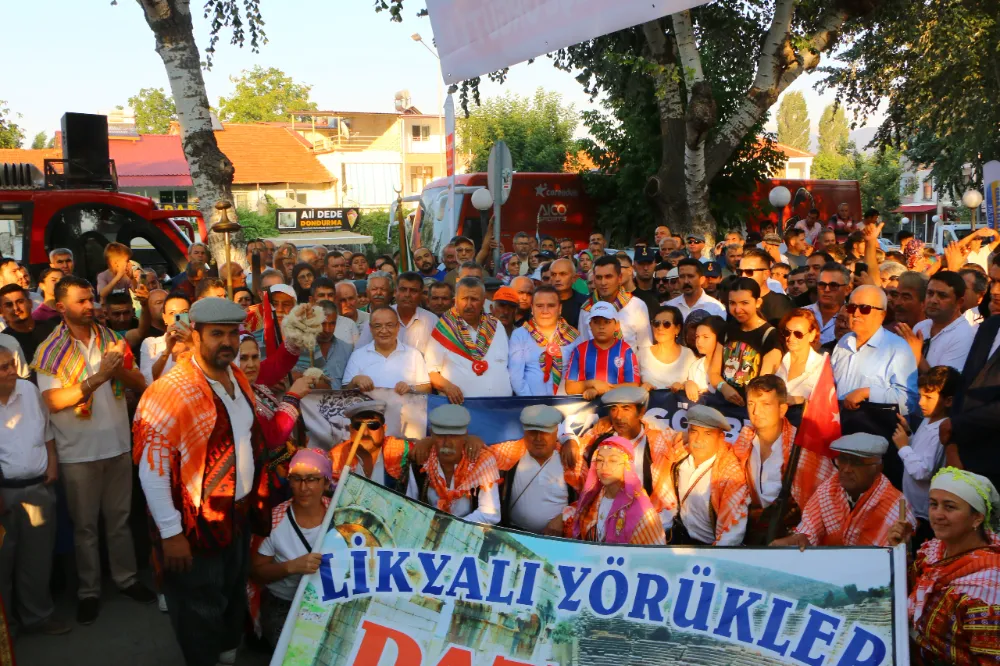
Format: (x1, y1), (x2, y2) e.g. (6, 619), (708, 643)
(35, 276), (153, 625)
(0, 346), (70, 635)
(355, 272), (437, 353)
(900, 271), (977, 373)
(334, 281), (369, 345)
(498, 405), (577, 534)
(667, 258), (726, 320)
(578, 255), (653, 352)
(343, 307), (431, 395)
(133, 297), (266, 666)
(806, 263), (851, 345)
(139, 292), (191, 384)
(425, 277), (512, 402)
(667, 405), (750, 546)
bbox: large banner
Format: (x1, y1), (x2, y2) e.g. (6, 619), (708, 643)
(272, 474), (909, 665)
(426, 0), (713, 85)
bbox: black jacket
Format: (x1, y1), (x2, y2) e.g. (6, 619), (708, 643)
(951, 315), (1000, 486)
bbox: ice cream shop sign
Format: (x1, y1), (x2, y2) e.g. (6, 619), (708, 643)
(275, 207), (360, 233)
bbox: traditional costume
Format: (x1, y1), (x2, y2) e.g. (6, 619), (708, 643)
(566, 436), (666, 545)
(731, 419), (835, 543)
(327, 401), (417, 497)
(133, 298), (271, 666)
(910, 468), (1000, 665)
(425, 308), (512, 397)
(794, 433), (916, 547)
(508, 318), (580, 396)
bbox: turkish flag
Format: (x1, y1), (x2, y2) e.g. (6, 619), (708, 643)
(795, 356), (841, 458)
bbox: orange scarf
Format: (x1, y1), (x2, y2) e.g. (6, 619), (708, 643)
(798, 473), (912, 546)
(421, 447), (499, 513)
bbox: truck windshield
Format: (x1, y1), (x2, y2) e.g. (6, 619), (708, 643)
(419, 186), (464, 253)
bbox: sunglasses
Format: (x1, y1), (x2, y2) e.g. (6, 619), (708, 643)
(738, 268), (767, 276)
(351, 419), (384, 431)
(781, 329), (806, 339)
(817, 281), (846, 290)
(686, 239), (703, 244)
(846, 303), (885, 315)
(652, 320), (676, 328)
(654, 277), (678, 284)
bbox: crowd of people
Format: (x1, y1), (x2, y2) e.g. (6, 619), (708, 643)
(1, 206), (1000, 665)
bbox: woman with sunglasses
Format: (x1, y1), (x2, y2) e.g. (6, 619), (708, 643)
(640, 305), (695, 390)
(249, 449), (332, 647)
(775, 308), (826, 405)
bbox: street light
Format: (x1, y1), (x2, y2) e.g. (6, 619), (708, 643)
(930, 214), (942, 244)
(471, 188), (494, 243)
(411, 33), (440, 59)
(768, 185), (792, 233)
(963, 189), (984, 230)
(210, 199), (242, 300)
(900, 217), (910, 225)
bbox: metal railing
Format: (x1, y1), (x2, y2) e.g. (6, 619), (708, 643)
(43, 159), (119, 191)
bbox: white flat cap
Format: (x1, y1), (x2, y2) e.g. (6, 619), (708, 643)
(830, 432), (889, 457)
(429, 404), (471, 435)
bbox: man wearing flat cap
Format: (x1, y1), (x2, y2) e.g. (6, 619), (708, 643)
(488, 405), (586, 534)
(412, 404), (502, 525)
(772, 432), (916, 549)
(327, 400), (419, 497)
(659, 404), (750, 545)
(134, 297), (273, 666)
(566, 386), (683, 533)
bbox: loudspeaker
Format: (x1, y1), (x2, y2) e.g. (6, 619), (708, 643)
(60, 113), (111, 184)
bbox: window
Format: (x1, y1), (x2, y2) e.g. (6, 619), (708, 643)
(411, 124), (431, 142)
(159, 190), (174, 206)
(296, 193), (308, 205)
(922, 179), (933, 201)
(410, 166), (434, 192)
(173, 190), (188, 205)
(234, 192), (250, 210)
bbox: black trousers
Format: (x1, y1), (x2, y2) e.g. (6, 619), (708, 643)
(163, 531), (250, 666)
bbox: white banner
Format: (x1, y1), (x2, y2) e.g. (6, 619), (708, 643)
(426, 0), (712, 84)
(984, 160), (1000, 230)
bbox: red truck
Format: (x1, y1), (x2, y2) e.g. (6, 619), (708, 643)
(412, 172), (600, 253)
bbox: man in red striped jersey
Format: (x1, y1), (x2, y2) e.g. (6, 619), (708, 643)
(563, 301), (641, 400)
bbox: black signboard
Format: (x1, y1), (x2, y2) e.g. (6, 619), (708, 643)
(275, 207), (360, 233)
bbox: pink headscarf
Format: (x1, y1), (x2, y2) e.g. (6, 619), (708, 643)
(289, 448), (333, 481)
(573, 436), (656, 544)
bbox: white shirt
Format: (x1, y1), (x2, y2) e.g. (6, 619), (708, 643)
(507, 326), (581, 397)
(334, 310), (370, 346)
(355, 306), (437, 353)
(0, 333), (29, 379)
(686, 356), (714, 394)
(258, 509), (325, 601)
(508, 453), (569, 533)
(139, 334), (175, 385)
(343, 341), (429, 389)
(795, 220), (824, 245)
(596, 496), (614, 542)
(639, 345), (696, 389)
(776, 348), (826, 400)
(425, 461), (501, 525)
(899, 418), (945, 520)
(677, 455), (718, 545)
(578, 296), (653, 351)
(967, 245), (993, 271)
(0, 379), (51, 479)
(36, 332), (131, 463)
(139, 361), (255, 539)
(749, 434), (785, 508)
(965, 308), (985, 327)
(913, 316), (976, 372)
(346, 449), (419, 499)
(666, 291), (727, 321)
(806, 303), (837, 345)
(424, 317), (512, 398)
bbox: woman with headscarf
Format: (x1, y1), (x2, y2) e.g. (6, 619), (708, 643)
(249, 449), (332, 647)
(566, 435), (666, 545)
(576, 250), (594, 278)
(496, 252), (521, 285)
(290, 262), (317, 303)
(909, 467), (1000, 665)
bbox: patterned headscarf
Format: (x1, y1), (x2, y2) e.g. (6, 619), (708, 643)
(289, 448), (334, 482)
(903, 238), (925, 269)
(932, 467), (1000, 531)
(497, 252), (516, 285)
(573, 435), (653, 544)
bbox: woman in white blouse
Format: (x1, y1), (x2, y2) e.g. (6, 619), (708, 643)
(682, 315), (726, 401)
(775, 308), (826, 405)
(640, 305), (695, 390)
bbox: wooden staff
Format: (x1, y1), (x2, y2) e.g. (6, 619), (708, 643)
(343, 423), (369, 470)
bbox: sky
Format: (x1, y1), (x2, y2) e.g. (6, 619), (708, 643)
(4, 1), (877, 151)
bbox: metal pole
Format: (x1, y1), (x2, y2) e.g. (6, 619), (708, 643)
(223, 231), (234, 300)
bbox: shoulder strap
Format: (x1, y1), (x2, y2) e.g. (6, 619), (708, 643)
(286, 507), (313, 553)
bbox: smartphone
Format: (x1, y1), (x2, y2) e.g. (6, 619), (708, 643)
(177, 312), (190, 326)
(854, 262), (868, 276)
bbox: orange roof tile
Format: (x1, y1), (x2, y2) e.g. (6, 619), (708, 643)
(0, 148), (62, 171)
(213, 124), (333, 185)
(772, 141), (815, 158)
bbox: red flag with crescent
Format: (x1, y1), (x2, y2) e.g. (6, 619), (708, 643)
(795, 356), (841, 458)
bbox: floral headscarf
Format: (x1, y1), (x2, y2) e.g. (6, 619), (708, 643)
(903, 238), (925, 270)
(497, 252), (516, 285)
(573, 436), (656, 544)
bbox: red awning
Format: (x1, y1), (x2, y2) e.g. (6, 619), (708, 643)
(892, 204), (937, 214)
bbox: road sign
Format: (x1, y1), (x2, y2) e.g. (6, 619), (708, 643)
(487, 141), (513, 205)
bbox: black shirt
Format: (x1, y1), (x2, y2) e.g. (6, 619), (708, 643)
(560, 291), (590, 330)
(630, 287), (661, 318)
(792, 291), (814, 308)
(5, 318), (58, 365)
(721, 319), (779, 392)
(761, 291), (793, 326)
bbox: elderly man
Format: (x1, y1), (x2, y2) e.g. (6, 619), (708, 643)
(0, 333), (29, 379)
(577, 255), (652, 352)
(252, 284), (297, 357)
(356, 272), (436, 352)
(888, 271), (927, 329)
(732, 376), (835, 544)
(34, 276), (152, 624)
(549, 258), (587, 329)
(664, 405), (750, 546)
(508, 285), (580, 396)
(413, 404), (501, 525)
(297, 247), (320, 273)
(0, 345), (70, 636)
(490, 286), (520, 337)
(343, 307), (430, 395)
(490, 405), (584, 534)
(333, 281), (370, 345)
(564, 302), (640, 400)
(134, 298), (271, 666)
(425, 276), (511, 402)
(140, 292), (192, 384)
(49, 248), (75, 275)
(772, 433), (916, 548)
(366, 271), (393, 310)
(832, 285), (919, 417)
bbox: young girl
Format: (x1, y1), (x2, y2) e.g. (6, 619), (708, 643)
(678, 315), (725, 401)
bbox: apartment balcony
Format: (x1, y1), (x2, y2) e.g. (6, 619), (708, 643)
(307, 133), (399, 154)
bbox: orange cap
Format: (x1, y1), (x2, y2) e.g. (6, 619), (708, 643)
(493, 286), (519, 303)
